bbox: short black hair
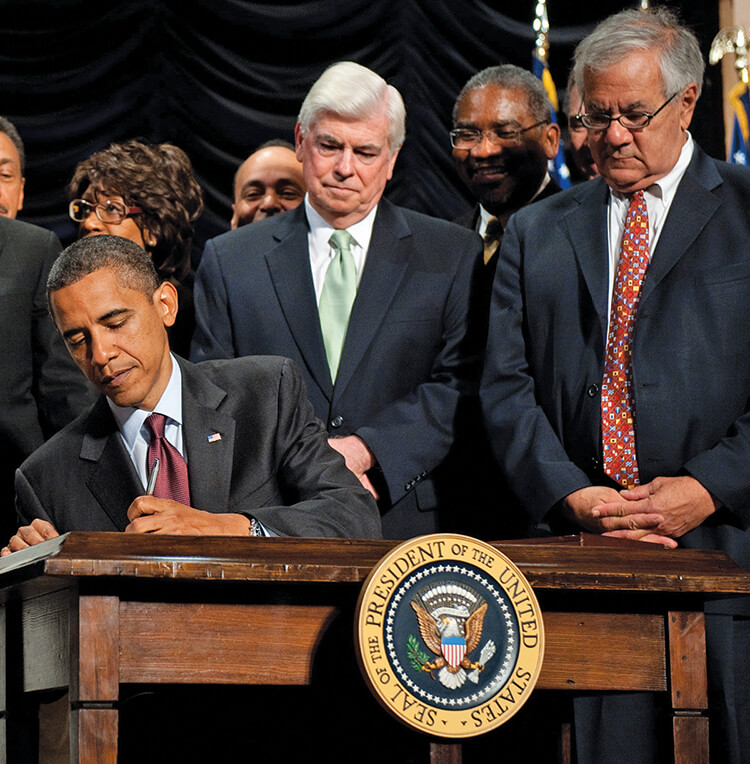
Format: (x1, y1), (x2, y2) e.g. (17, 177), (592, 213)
(47, 235), (160, 315)
(256, 138), (295, 152)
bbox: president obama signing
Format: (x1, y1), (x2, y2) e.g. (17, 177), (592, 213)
(4, 234), (380, 551)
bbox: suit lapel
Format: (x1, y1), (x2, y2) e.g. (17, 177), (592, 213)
(333, 200), (411, 397)
(640, 147), (722, 306)
(82, 398), (142, 531)
(265, 206), (333, 399)
(178, 359), (236, 513)
(563, 180), (611, 335)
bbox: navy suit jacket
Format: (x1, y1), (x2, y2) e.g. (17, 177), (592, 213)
(191, 199), (482, 538)
(16, 356), (381, 540)
(481, 145), (750, 608)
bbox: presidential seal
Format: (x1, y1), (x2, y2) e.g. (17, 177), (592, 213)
(355, 534), (544, 738)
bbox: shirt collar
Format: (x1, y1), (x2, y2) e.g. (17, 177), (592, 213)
(609, 132), (694, 204)
(478, 172), (552, 233)
(107, 354), (183, 452)
(304, 195), (378, 255)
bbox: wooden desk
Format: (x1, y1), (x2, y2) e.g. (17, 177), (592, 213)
(0, 533), (748, 763)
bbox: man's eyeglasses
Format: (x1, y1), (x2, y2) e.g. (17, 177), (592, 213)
(449, 121), (549, 149)
(577, 92), (679, 131)
(568, 115), (587, 133)
(69, 198), (143, 225)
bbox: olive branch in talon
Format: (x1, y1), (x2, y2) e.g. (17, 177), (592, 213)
(407, 634), (431, 672)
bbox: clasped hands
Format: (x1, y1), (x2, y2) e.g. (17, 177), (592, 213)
(562, 475), (719, 548)
(1, 497), (251, 555)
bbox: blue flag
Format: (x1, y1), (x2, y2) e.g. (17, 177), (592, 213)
(729, 80), (750, 165)
(532, 53), (571, 189)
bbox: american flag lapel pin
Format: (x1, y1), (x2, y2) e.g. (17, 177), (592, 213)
(207, 432), (222, 443)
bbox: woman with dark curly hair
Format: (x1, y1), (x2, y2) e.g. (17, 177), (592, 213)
(68, 139), (203, 355)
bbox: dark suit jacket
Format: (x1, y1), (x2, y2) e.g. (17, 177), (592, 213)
(16, 356), (381, 539)
(191, 199), (481, 538)
(0, 217), (93, 539)
(480, 146), (750, 611)
(450, 181), (563, 540)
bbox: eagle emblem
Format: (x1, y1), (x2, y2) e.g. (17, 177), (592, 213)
(409, 582), (496, 690)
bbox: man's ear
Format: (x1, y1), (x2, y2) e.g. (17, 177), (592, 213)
(153, 281), (179, 328)
(542, 122), (561, 160)
(679, 83), (699, 131)
(294, 122), (305, 162)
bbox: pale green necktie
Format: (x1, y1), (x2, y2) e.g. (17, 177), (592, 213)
(319, 229), (357, 381)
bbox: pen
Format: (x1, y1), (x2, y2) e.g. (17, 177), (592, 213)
(146, 458), (160, 495)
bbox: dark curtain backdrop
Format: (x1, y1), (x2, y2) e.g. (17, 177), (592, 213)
(1, 0), (722, 250)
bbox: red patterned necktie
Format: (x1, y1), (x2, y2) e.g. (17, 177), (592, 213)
(601, 189), (649, 489)
(145, 413), (191, 505)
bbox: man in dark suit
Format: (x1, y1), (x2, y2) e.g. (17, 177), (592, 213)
(0, 216), (93, 543)
(192, 61), (481, 539)
(5, 234), (380, 552)
(449, 65), (562, 540)
(481, 8), (750, 763)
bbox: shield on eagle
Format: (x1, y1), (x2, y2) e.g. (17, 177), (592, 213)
(441, 634), (466, 669)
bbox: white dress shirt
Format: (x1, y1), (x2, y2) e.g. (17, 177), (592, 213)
(107, 355), (185, 490)
(477, 173), (552, 236)
(304, 196), (378, 302)
(606, 132), (694, 308)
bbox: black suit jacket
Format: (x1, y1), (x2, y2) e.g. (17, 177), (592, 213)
(0, 217), (93, 539)
(449, 180), (563, 540)
(481, 146), (750, 610)
(191, 199), (481, 538)
(16, 356), (381, 539)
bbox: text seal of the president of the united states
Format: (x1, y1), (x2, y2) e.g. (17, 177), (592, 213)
(355, 534), (544, 738)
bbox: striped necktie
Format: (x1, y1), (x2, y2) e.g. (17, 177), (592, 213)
(145, 413), (191, 505)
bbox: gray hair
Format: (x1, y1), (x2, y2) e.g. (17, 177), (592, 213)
(573, 7), (704, 99)
(0, 116), (25, 174)
(297, 61), (406, 154)
(563, 68), (579, 115)
(48, 235), (159, 315)
(452, 65), (552, 124)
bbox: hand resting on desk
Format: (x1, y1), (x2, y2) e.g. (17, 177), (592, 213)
(1, 496), (253, 555)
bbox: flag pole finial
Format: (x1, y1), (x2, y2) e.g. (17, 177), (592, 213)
(710, 25), (749, 83)
(533, 1), (549, 64)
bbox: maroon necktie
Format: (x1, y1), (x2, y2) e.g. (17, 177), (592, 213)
(145, 413), (191, 505)
(601, 190), (649, 489)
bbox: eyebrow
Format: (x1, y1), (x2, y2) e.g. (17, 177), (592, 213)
(316, 133), (382, 153)
(61, 308), (131, 340)
(454, 119), (523, 129)
(587, 100), (649, 112)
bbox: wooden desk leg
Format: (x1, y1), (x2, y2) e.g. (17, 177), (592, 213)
(430, 741), (462, 764)
(69, 595), (119, 764)
(668, 611), (709, 764)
